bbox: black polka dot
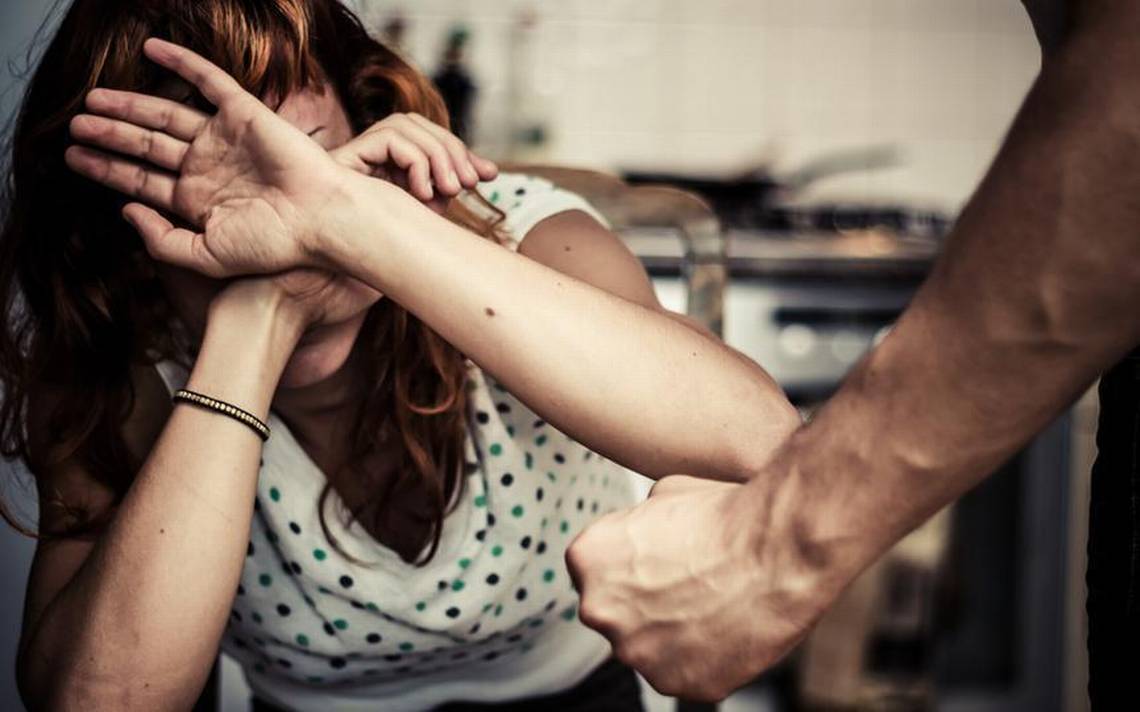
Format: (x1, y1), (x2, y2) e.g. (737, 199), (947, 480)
(276, 604), (291, 617)
(289, 522), (301, 535)
(231, 611), (242, 622)
(266, 529), (278, 543)
(330, 657), (346, 669)
(350, 600), (365, 610)
(484, 651), (501, 661)
(290, 562), (302, 575)
(237, 584), (246, 596)
(247, 542), (255, 556)
(584, 452), (593, 461)
(281, 562), (291, 576)
(486, 573), (500, 585)
(476, 411), (490, 424)
(520, 536), (532, 550)
(487, 514), (496, 527)
(438, 580), (449, 591)
(591, 501), (599, 513)
(577, 498), (585, 511)
(324, 622), (336, 636)
(515, 187), (526, 196)
(446, 607), (461, 619)
(516, 588), (528, 601)
(475, 529), (487, 541)
(366, 633), (382, 644)
(496, 402), (511, 414)
(533, 419), (546, 428)
(233, 637), (248, 649)
(500, 473), (514, 486)
(507, 634), (523, 643)
(536, 541), (547, 555)
(544, 600), (557, 612)
(384, 654), (403, 662)
(253, 498), (262, 511)
(554, 453), (565, 464)
(277, 658), (292, 668)
(535, 488), (544, 501)
(303, 595), (315, 606)
(339, 575), (354, 589)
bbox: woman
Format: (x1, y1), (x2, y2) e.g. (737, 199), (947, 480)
(1, 1), (799, 709)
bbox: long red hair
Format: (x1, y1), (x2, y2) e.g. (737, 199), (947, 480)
(0, 0), (500, 564)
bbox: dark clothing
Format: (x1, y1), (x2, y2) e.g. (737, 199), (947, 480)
(250, 658), (644, 712)
(1087, 349), (1140, 708)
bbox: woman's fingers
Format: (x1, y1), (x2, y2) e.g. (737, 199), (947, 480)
(70, 114), (189, 172)
(122, 203), (227, 277)
(85, 87), (208, 142)
(334, 130), (435, 201)
(65, 145), (177, 212)
(469, 152), (499, 181)
(381, 118), (463, 194)
(404, 113), (480, 188)
(142, 38), (246, 108)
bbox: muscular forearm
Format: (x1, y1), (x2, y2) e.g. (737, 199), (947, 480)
(22, 301), (299, 710)
(752, 4), (1140, 586)
(322, 182), (799, 481)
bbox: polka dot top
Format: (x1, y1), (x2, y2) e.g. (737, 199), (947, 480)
(153, 173), (640, 712)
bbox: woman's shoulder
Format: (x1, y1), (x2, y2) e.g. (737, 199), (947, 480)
(473, 172), (609, 245)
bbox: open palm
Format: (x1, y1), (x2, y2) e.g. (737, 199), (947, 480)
(66, 38), (344, 279)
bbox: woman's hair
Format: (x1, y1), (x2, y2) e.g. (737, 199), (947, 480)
(0, 0), (501, 565)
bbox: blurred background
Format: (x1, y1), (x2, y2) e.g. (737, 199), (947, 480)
(0, 1), (1093, 711)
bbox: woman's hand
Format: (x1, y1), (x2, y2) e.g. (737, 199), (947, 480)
(329, 113), (497, 213)
(65, 38), (357, 279)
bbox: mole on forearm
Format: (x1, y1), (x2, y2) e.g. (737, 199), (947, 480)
(484, 307), (496, 317)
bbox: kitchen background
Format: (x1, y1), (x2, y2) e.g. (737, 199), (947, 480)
(0, 1), (1090, 711)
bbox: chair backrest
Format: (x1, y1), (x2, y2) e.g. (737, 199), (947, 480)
(499, 164), (728, 337)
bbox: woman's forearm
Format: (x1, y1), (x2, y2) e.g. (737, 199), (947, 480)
(322, 179), (800, 480)
(22, 300), (300, 710)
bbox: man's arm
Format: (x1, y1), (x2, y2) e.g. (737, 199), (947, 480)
(567, 0), (1140, 700)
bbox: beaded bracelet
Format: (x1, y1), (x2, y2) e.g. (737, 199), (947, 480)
(172, 389), (271, 442)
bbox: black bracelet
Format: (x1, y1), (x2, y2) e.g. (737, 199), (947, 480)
(172, 389), (271, 442)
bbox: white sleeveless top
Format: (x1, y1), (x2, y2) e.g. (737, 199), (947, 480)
(154, 174), (641, 711)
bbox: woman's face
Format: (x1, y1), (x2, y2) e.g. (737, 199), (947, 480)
(157, 82), (384, 389)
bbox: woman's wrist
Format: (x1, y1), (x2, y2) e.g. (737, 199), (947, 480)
(193, 287), (304, 418)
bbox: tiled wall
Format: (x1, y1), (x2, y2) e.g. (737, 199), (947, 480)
(349, 0), (1042, 209)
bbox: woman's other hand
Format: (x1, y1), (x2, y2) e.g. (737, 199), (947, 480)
(329, 113), (497, 213)
(65, 38), (352, 279)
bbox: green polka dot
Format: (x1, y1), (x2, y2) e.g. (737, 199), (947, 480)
(490, 190), (501, 204)
(541, 517), (549, 529)
(525, 453), (534, 470)
(334, 619), (348, 630)
(535, 435), (547, 446)
(451, 579), (466, 592)
(511, 505), (525, 518)
(494, 604), (504, 617)
(491, 545), (504, 557)
(252, 612), (263, 624)
(258, 574), (272, 587)
(459, 558), (471, 569)
(474, 494), (487, 508)
(313, 548), (327, 561)
(482, 603), (494, 613)
(543, 569), (556, 583)
(561, 606), (577, 621)
(546, 472), (557, 482)
(399, 642), (415, 652)
(296, 634), (310, 647)
(489, 443), (503, 456)
(366, 602), (380, 612)
(269, 487), (281, 502)
(560, 520), (570, 533)
(415, 601), (426, 612)
(507, 426), (515, 437)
